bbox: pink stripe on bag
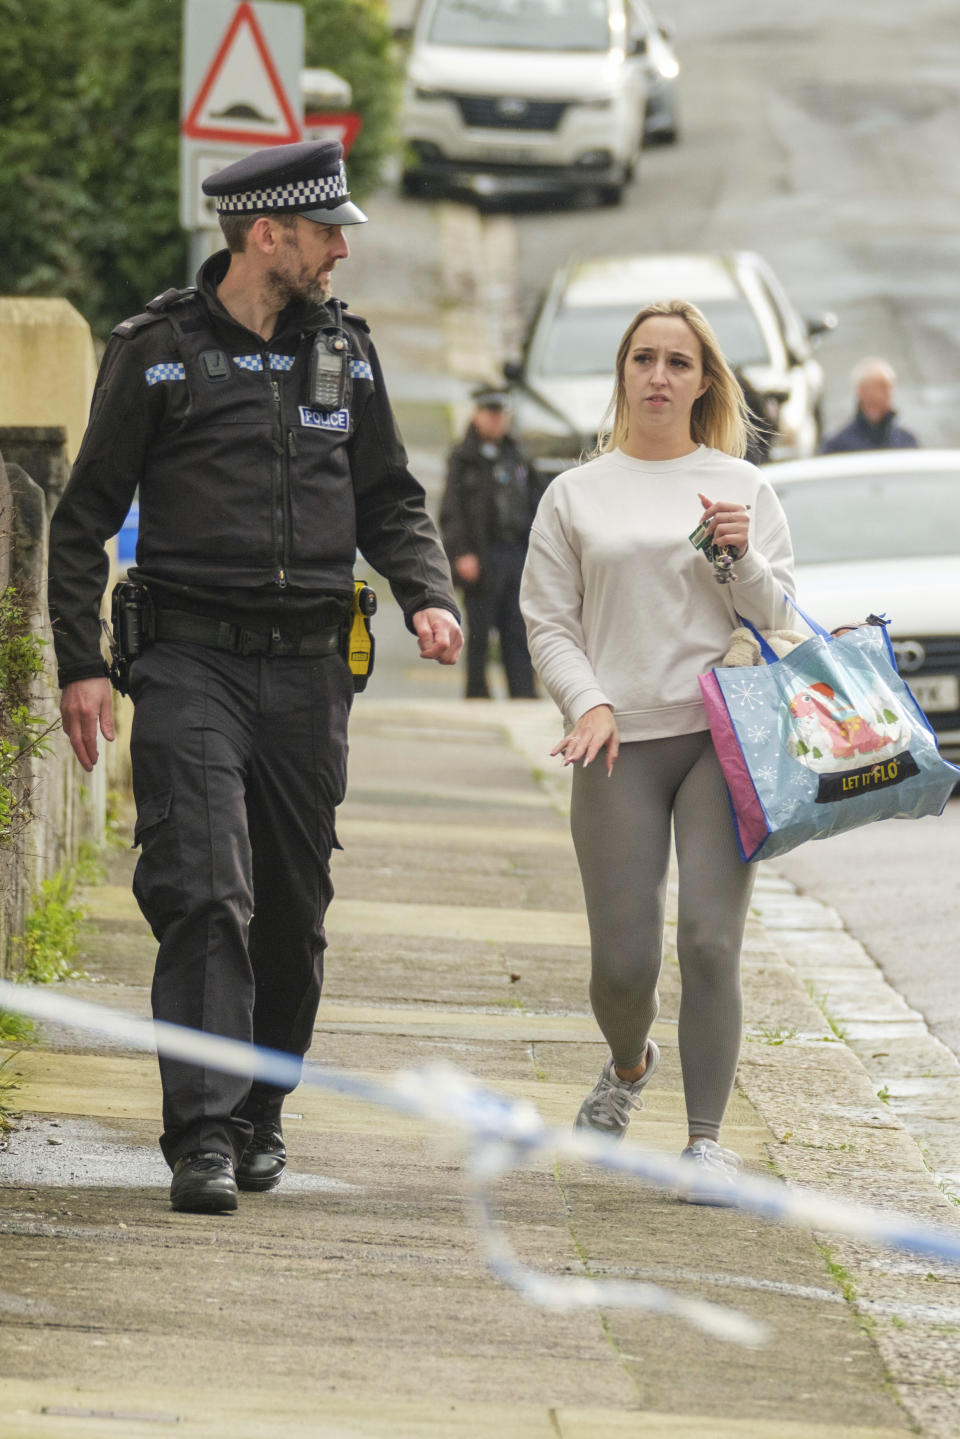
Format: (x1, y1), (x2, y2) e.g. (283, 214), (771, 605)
(699, 672), (770, 861)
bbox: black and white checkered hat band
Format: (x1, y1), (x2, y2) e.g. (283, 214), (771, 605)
(215, 161), (349, 214)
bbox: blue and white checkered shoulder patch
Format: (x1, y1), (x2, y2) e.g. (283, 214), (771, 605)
(268, 353), (296, 372)
(349, 358), (374, 384)
(144, 361), (186, 387)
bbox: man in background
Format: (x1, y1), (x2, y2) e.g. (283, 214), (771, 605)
(820, 357), (920, 453)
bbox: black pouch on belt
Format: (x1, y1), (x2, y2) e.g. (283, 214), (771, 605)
(104, 580), (154, 695)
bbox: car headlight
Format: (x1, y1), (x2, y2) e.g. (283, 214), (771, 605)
(413, 85), (446, 101)
(578, 96), (615, 111)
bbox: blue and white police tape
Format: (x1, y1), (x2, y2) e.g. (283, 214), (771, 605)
(4, 977), (960, 1350)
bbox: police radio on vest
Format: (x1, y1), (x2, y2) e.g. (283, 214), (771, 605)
(309, 333), (349, 411)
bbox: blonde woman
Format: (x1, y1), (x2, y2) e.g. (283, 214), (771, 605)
(519, 300), (797, 1200)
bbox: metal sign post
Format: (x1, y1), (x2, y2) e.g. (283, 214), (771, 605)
(180, 0), (304, 269)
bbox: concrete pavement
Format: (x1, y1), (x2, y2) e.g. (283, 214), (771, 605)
(2, 696), (960, 1438)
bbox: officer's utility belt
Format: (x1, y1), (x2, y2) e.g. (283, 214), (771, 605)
(152, 610), (341, 658)
(106, 579), (375, 695)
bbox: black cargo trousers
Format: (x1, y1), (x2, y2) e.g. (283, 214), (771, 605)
(127, 637), (353, 1169)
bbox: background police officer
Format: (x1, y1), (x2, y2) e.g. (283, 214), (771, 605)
(440, 387), (539, 700)
(48, 140), (463, 1214)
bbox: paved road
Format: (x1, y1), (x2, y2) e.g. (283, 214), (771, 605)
(775, 799), (960, 1057)
(505, 0), (960, 445)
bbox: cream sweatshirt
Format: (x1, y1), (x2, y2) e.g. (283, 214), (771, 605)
(519, 446), (798, 741)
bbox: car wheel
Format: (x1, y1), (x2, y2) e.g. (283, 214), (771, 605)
(401, 171), (427, 199)
(599, 163), (631, 205)
(599, 182), (624, 206)
(643, 99), (680, 146)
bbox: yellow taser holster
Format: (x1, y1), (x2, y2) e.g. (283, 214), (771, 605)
(347, 580), (377, 692)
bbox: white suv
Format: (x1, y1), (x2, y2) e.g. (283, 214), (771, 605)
(400, 0), (665, 205)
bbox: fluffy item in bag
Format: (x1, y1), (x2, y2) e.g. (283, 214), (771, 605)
(721, 627), (808, 667)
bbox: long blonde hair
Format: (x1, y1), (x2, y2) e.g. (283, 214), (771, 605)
(598, 299), (755, 459)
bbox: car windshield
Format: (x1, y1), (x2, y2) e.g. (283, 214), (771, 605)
(535, 299), (771, 376)
(427, 0), (611, 51)
(774, 473), (959, 562)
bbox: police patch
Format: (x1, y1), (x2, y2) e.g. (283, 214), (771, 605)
(144, 362), (186, 386)
(298, 406), (350, 431)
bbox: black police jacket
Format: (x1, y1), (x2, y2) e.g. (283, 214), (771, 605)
(439, 426), (540, 574)
(48, 250), (459, 686)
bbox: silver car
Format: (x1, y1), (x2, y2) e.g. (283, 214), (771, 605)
(769, 450), (960, 761)
(505, 250), (836, 479)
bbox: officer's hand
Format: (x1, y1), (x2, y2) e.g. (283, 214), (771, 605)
(60, 677), (115, 772)
(550, 705), (619, 776)
(413, 608), (464, 665)
(454, 553), (480, 585)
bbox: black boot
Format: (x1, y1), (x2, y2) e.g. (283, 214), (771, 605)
(170, 1152), (238, 1213)
(236, 1123), (286, 1192)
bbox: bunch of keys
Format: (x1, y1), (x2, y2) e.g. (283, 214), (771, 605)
(689, 517), (739, 585)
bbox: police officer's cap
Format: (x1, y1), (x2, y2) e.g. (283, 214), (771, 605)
(202, 140), (367, 226)
(472, 385), (510, 411)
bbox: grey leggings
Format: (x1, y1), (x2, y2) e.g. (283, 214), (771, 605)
(570, 730), (755, 1142)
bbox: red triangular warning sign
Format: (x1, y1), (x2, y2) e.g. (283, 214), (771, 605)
(303, 112), (363, 156)
(182, 2), (302, 146)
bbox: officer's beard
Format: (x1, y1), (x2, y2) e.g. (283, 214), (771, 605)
(266, 265), (330, 310)
(267, 232), (332, 309)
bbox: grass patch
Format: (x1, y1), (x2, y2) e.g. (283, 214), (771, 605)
(804, 982), (848, 1041)
(14, 863), (93, 985)
(0, 1009), (35, 1044)
(820, 1242), (857, 1305)
(0, 1051), (24, 1134)
(751, 1023), (799, 1046)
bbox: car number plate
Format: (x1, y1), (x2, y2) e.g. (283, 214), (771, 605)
(476, 147), (535, 164)
(909, 675), (960, 712)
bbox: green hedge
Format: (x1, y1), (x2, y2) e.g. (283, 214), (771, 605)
(0, 0), (401, 338)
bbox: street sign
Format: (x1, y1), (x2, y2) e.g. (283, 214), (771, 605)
(303, 112), (363, 155)
(180, 0), (304, 230)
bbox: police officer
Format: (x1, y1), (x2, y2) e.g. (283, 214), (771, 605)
(440, 387), (539, 699)
(48, 141), (463, 1214)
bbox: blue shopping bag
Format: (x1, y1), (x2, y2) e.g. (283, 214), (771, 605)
(699, 609), (960, 863)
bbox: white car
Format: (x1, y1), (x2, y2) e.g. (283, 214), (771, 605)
(400, 0), (679, 204)
(505, 250), (836, 480)
(769, 450), (960, 760)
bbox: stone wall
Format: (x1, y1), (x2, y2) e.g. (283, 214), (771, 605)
(0, 298), (99, 464)
(0, 297), (111, 980)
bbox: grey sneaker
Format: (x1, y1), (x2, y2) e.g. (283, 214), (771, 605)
(574, 1040), (660, 1139)
(678, 1138), (742, 1206)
